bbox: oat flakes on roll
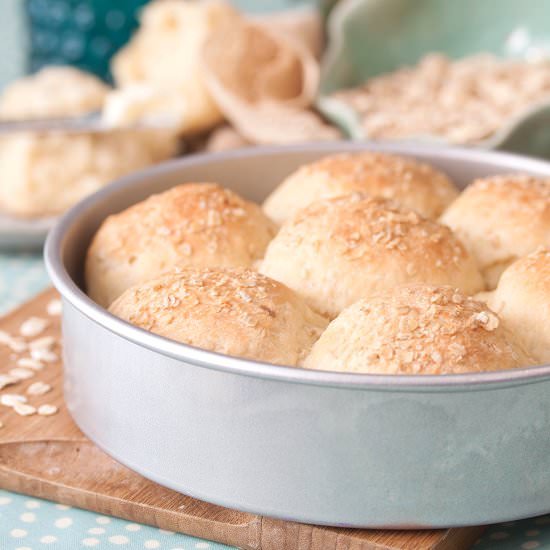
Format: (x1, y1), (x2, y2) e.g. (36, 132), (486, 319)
(86, 183), (277, 308)
(260, 194), (484, 318)
(263, 152), (459, 224)
(109, 268), (328, 367)
(440, 174), (550, 288)
(304, 285), (534, 375)
(487, 248), (550, 365)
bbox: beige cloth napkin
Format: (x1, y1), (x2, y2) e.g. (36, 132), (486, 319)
(202, 10), (340, 144)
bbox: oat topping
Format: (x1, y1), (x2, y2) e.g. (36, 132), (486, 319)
(27, 381), (51, 396)
(0, 333), (28, 353)
(13, 402), (37, 416)
(1, 393), (27, 407)
(17, 357), (45, 370)
(0, 374), (18, 390)
(332, 53), (550, 144)
(0, 299), (63, 428)
(19, 316), (49, 338)
(8, 367), (34, 380)
(30, 348), (58, 363)
(37, 404), (58, 416)
(305, 285), (528, 375)
(46, 299), (62, 316)
(29, 336), (56, 350)
(473, 311), (500, 331)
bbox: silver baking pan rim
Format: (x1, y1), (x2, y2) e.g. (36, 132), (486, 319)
(44, 141), (550, 392)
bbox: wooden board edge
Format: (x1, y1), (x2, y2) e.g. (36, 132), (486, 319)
(0, 463), (262, 550)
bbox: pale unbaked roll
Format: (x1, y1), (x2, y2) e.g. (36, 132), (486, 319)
(110, 267), (328, 366)
(263, 152), (459, 224)
(86, 183), (278, 307)
(0, 66), (109, 119)
(0, 66), (178, 218)
(440, 174), (550, 288)
(260, 193), (484, 318)
(0, 130), (178, 218)
(304, 285), (534, 374)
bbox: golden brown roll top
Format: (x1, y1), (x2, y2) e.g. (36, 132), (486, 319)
(440, 174), (550, 288)
(304, 285), (534, 375)
(487, 248), (550, 365)
(86, 183), (277, 307)
(260, 193), (484, 318)
(109, 267), (328, 366)
(262, 152), (459, 224)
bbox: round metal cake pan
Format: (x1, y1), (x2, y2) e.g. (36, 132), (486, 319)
(45, 142), (550, 529)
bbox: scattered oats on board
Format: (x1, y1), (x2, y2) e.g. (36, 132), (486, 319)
(29, 335), (56, 350)
(14, 402), (37, 416)
(38, 404), (58, 416)
(7, 338), (27, 353)
(1, 394), (27, 407)
(9, 367), (34, 380)
(30, 348), (58, 363)
(17, 357), (44, 371)
(46, 298), (62, 316)
(0, 374), (18, 390)
(27, 381), (51, 396)
(0, 330), (28, 352)
(20, 316), (49, 338)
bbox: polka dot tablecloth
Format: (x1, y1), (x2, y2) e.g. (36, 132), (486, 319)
(0, 490), (230, 549)
(0, 252), (550, 550)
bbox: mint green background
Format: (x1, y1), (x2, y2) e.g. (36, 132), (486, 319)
(321, 0), (550, 93)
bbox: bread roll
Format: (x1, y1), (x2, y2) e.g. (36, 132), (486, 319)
(112, 0), (236, 135)
(109, 267), (328, 366)
(440, 174), (550, 288)
(0, 130), (177, 218)
(304, 285), (533, 374)
(260, 194), (484, 318)
(487, 248), (550, 364)
(263, 152), (459, 224)
(0, 66), (177, 218)
(0, 66), (109, 120)
(86, 183), (277, 307)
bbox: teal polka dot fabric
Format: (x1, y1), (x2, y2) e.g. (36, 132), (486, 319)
(25, 0), (149, 82)
(0, 490), (231, 549)
(1, 252), (550, 549)
(0, 254), (49, 313)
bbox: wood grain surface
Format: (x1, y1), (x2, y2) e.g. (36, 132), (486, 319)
(0, 289), (484, 549)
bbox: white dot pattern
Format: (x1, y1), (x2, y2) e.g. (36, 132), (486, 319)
(0, 490), (233, 548)
(109, 534), (130, 544)
(19, 512), (36, 523)
(55, 516), (74, 528)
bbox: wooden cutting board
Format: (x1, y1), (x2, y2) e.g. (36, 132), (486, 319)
(0, 289), (485, 550)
